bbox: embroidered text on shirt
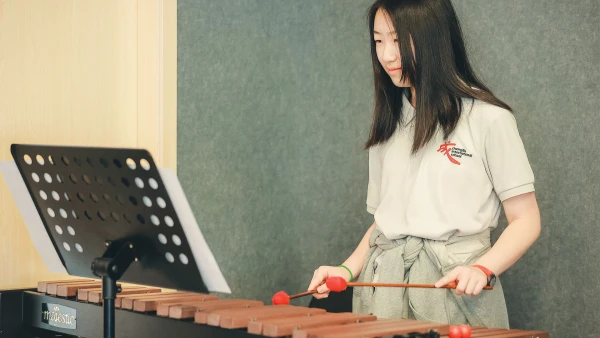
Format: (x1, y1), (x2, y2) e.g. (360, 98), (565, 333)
(437, 141), (472, 165)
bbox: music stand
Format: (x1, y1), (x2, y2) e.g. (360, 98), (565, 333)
(10, 144), (210, 338)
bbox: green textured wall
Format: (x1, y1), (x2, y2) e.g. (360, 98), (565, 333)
(177, 1), (598, 337)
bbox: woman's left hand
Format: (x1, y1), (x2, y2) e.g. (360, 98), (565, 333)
(435, 266), (489, 296)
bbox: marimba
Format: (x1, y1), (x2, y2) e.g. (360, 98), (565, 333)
(0, 279), (549, 338)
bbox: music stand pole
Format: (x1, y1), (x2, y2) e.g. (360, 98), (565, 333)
(103, 276), (116, 338)
(91, 240), (136, 338)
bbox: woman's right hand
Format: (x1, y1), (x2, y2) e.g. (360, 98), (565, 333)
(307, 266), (352, 299)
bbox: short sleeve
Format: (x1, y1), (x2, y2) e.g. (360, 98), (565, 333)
(366, 146), (382, 214)
(483, 111), (535, 201)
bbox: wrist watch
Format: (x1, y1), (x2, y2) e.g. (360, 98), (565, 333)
(472, 264), (496, 287)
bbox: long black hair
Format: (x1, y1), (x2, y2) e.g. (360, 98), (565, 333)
(364, 0), (512, 153)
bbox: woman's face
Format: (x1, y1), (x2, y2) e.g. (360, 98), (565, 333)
(373, 9), (411, 88)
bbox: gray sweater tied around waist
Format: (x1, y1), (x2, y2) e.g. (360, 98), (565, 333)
(352, 226), (509, 328)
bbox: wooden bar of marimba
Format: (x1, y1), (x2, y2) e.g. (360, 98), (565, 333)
(83, 286), (161, 303)
(161, 299), (264, 318)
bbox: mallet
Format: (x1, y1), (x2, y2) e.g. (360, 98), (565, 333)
(272, 276), (493, 305)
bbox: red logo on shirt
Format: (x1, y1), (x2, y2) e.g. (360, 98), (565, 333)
(437, 141), (461, 165)
(437, 141), (472, 165)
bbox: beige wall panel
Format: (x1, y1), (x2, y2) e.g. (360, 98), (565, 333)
(0, 0), (138, 148)
(137, 0), (161, 168)
(137, 0), (177, 171)
(162, 0), (177, 171)
(0, 0), (176, 289)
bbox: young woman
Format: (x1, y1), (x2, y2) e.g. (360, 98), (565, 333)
(307, 0), (541, 328)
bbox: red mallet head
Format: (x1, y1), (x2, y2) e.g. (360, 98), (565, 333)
(271, 291), (290, 305)
(448, 326), (462, 338)
(458, 324), (472, 338)
(325, 276), (348, 292)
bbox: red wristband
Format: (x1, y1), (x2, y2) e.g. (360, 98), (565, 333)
(472, 265), (497, 287)
(472, 264), (494, 277)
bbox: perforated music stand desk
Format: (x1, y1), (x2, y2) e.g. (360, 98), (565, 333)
(10, 144), (211, 338)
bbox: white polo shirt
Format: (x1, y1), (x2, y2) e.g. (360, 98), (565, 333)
(366, 90), (535, 241)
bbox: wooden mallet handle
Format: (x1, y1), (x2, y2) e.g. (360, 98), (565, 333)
(347, 281), (493, 290)
(289, 290), (317, 299)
